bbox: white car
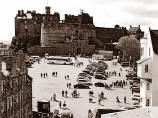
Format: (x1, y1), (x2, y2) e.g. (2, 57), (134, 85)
(77, 77), (90, 82)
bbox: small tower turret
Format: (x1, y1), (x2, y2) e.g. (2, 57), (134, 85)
(45, 6), (51, 15)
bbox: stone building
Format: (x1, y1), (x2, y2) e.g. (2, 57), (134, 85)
(11, 6), (129, 55)
(137, 28), (158, 107)
(128, 25), (144, 40)
(12, 6), (60, 52)
(95, 25), (128, 49)
(0, 43), (9, 56)
(0, 50), (32, 118)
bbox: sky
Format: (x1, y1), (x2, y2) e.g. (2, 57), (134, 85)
(1, 0), (158, 43)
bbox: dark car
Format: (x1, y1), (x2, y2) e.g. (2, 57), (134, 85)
(132, 87), (140, 93)
(83, 70), (91, 74)
(95, 74), (107, 80)
(74, 84), (90, 89)
(95, 82), (105, 87)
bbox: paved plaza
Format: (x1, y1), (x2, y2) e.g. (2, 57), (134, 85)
(28, 57), (133, 118)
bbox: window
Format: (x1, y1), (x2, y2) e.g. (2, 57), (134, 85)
(146, 98), (150, 106)
(145, 65), (148, 73)
(149, 48), (150, 56)
(146, 83), (150, 90)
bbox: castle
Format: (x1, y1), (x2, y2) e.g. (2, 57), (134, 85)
(11, 6), (129, 56)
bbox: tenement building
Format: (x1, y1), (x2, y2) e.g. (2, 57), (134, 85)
(0, 50), (32, 118)
(11, 6), (128, 56)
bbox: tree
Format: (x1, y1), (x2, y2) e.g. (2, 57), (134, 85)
(116, 36), (141, 66)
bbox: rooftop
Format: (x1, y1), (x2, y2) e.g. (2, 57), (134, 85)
(136, 57), (152, 64)
(101, 108), (152, 118)
(149, 29), (158, 55)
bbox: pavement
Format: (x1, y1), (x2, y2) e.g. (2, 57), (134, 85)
(28, 57), (133, 118)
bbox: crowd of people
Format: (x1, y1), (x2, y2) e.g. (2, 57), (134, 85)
(112, 80), (128, 88)
(106, 70), (122, 77)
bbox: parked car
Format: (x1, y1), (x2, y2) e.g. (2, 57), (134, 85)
(132, 101), (140, 106)
(74, 84), (90, 89)
(83, 70), (91, 75)
(95, 82), (105, 87)
(132, 97), (141, 102)
(78, 73), (92, 79)
(77, 76), (90, 81)
(78, 81), (93, 86)
(132, 87), (140, 93)
(95, 74), (107, 80)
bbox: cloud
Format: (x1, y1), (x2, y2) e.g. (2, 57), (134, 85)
(89, 0), (158, 5)
(123, 6), (158, 18)
(133, 0), (158, 4)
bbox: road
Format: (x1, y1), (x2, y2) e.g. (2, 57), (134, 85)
(28, 57), (133, 118)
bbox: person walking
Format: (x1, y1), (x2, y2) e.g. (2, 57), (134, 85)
(69, 83), (71, 88)
(62, 90), (64, 97)
(116, 96), (120, 105)
(53, 93), (56, 101)
(67, 75), (69, 79)
(124, 96), (126, 103)
(98, 98), (101, 105)
(63, 101), (66, 109)
(59, 101), (62, 108)
(65, 91), (68, 97)
(44, 73), (45, 78)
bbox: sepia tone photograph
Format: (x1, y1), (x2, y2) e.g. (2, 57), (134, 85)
(0, 0), (158, 118)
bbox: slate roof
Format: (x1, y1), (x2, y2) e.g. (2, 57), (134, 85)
(150, 30), (158, 55)
(136, 57), (152, 64)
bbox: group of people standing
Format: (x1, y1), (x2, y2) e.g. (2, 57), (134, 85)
(106, 70), (122, 77)
(65, 75), (70, 79)
(40, 73), (48, 78)
(116, 96), (127, 104)
(73, 61), (84, 67)
(52, 72), (58, 76)
(40, 72), (58, 78)
(112, 61), (117, 66)
(67, 83), (71, 88)
(112, 80), (128, 88)
(62, 90), (68, 97)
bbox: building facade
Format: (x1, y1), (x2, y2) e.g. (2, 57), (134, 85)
(137, 28), (158, 107)
(0, 50), (32, 118)
(11, 7), (129, 55)
(0, 43), (9, 56)
(128, 25), (144, 40)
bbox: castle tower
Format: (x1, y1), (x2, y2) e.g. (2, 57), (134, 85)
(45, 6), (51, 15)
